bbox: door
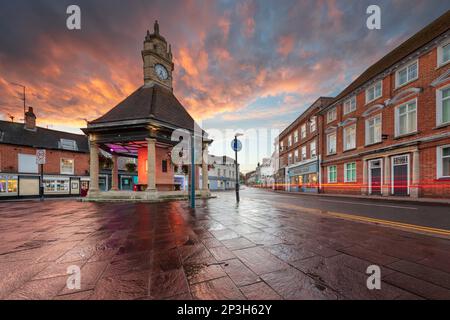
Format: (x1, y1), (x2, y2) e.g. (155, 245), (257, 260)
(392, 155), (409, 196)
(70, 178), (80, 195)
(369, 160), (382, 195)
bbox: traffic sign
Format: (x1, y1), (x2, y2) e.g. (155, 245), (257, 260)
(231, 139), (242, 152)
(36, 149), (46, 165)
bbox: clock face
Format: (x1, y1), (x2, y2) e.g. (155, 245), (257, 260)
(155, 64), (168, 80)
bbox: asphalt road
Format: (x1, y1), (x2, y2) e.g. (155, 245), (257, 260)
(237, 187), (450, 231)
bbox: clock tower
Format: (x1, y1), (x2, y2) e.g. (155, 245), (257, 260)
(142, 21), (174, 90)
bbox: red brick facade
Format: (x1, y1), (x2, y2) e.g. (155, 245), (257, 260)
(277, 14), (450, 198)
(0, 144), (89, 176)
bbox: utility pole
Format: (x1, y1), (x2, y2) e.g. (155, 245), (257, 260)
(233, 133), (243, 203)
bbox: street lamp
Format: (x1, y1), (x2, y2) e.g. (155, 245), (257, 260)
(233, 133), (243, 203)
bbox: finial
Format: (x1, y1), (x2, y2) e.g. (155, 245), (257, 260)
(168, 44), (172, 54)
(145, 30), (150, 41)
(154, 20), (160, 35)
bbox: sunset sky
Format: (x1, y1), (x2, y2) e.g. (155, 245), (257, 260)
(1, 1), (449, 170)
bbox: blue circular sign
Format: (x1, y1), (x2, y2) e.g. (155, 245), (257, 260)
(231, 139), (242, 152)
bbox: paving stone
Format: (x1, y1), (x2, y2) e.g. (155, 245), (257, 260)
(90, 271), (150, 300)
(190, 277), (245, 300)
(185, 264), (227, 285)
(240, 282), (283, 300)
(265, 244), (316, 262)
(233, 247), (290, 275)
(150, 268), (189, 299)
(209, 246), (235, 261)
(221, 237), (256, 250)
(221, 259), (261, 287)
(384, 272), (450, 300)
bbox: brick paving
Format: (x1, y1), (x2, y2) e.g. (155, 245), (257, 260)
(0, 190), (450, 300)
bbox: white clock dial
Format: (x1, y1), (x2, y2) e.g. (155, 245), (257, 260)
(155, 64), (168, 80)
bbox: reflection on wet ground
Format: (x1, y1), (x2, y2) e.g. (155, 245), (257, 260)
(0, 189), (449, 300)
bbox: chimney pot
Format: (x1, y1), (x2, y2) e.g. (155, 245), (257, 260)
(24, 106), (36, 131)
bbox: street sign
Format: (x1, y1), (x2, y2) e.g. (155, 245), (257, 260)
(36, 149), (46, 165)
(231, 139), (242, 152)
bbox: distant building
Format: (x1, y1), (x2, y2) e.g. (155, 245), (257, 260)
(200, 155), (239, 191)
(245, 170), (257, 186)
(259, 157), (275, 188)
(0, 107), (90, 198)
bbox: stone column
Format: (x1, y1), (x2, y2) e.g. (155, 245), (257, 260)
(89, 139), (99, 193)
(411, 150), (420, 198)
(201, 143), (209, 194)
(111, 154), (119, 191)
(382, 156), (390, 196)
(362, 160), (368, 195)
(146, 138), (156, 191)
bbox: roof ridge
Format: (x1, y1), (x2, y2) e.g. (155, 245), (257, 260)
(0, 119), (85, 137)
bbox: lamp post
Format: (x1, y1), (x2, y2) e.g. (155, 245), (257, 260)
(233, 133), (243, 203)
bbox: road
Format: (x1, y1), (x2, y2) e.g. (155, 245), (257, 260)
(0, 190), (449, 300)
(239, 187), (450, 232)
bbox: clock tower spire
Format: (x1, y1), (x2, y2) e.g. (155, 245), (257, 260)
(142, 20), (174, 89)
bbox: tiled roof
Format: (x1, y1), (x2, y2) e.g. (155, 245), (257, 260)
(90, 84), (197, 131)
(0, 120), (89, 152)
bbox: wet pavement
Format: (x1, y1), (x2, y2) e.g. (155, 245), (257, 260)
(0, 188), (450, 300)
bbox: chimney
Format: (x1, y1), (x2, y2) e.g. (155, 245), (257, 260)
(24, 107), (36, 131)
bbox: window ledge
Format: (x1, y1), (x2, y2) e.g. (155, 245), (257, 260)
(343, 148), (357, 153)
(365, 141), (383, 147)
(393, 131), (420, 140)
(394, 78), (418, 91)
(436, 60), (450, 70)
(435, 177), (450, 181)
(327, 152), (337, 156)
(433, 123), (450, 130)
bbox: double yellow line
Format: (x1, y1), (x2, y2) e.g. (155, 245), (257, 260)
(269, 201), (450, 237)
(326, 211), (450, 237)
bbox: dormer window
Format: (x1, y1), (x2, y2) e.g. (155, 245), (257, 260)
(60, 139), (78, 151)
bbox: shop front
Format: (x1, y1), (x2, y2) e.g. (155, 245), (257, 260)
(288, 161), (319, 193)
(274, 168), (286, 190)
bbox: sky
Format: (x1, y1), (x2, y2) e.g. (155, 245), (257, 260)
(0, 0), (449, 171)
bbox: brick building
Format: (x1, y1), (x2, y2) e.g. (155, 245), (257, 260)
(320, 11), (450, 198)
(277, 97), (333, 192)
(0, 107), (90, 198)
(276, 11), (450, 199)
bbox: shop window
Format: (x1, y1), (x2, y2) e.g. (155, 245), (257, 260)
(0, 176), (18, 194)
(44, 179), (69, 192)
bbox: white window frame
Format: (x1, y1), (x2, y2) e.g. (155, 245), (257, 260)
(327, 166), (337, 183)
(343, 96), (357, 115)
(343, 124), (356, 151)
(436, 84), (450, 126)
(365, 80), (383, 104)
(310, 117), (317, 132)
(344, 162), (357, 183)
(301, 124), (307, 139)
(395, 98), (418, 137)
(301, 146), (307, 161)
(327, 108), (337, 123)
(294, 130), (299, 143)
(310, 141), (317, 158)
(365, 114), (382, 146)
(395, 59), (419, 88)
(288, 135), (292, 147)
(288, 153), (292, 165)
(437, 145), (450, 179)
(437, 39), (450, 68)
(327, 132), (337, 155)
(60, 158), (75, 175)
(294, 149), (299, 163)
